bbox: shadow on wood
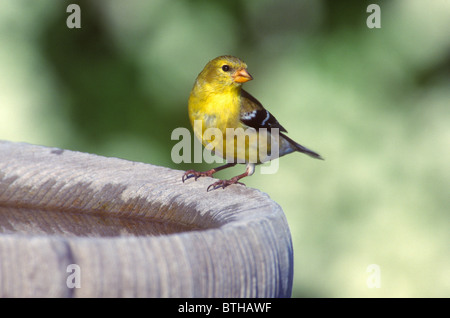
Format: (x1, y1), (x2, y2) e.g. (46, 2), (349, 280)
(0, 140), (293, 297)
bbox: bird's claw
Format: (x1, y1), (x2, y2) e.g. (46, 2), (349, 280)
(183, 168), (246, 191)
(182, 170), (196, 182)
(182, 169), (214, 183)
(207, 179), (246, 192)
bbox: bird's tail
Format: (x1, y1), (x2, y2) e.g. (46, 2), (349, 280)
(280, 132), (324, 160)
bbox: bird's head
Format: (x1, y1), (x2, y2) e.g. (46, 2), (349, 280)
(197, 55), (253, 89)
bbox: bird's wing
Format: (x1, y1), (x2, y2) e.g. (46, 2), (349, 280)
(240, 89), (288, 133)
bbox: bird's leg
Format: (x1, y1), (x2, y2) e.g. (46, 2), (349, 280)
(207, 163), (255, 192)
(182, 162), (237, 183)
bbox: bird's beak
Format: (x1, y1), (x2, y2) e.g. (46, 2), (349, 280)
(233, 68), (253, 83)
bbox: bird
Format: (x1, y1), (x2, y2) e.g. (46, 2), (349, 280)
(182, 55), (323, 191)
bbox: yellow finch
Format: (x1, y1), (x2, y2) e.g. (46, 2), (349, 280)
(182, 55), (323, 191)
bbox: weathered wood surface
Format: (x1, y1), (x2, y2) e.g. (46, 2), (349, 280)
(0, 140), (293, 297)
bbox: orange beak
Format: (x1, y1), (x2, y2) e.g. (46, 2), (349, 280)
(233, 68), (253, 83)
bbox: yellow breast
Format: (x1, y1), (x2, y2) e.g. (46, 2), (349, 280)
(188, 82), (273, 164)
(188, 82), (241, 134)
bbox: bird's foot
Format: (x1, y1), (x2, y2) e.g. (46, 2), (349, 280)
(182, 169), (216, 183)
(207, 177), (246, 192)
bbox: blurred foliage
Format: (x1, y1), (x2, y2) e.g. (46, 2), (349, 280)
(0, 0), (449, 297)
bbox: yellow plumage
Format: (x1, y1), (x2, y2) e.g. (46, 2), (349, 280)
(183, 55), (322, 191)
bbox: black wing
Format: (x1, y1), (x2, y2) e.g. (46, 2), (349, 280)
(240, 90), (288, 132)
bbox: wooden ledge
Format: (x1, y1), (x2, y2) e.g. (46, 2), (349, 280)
(0, 140), (293, 297)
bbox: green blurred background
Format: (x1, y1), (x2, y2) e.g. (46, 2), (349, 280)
(1, 0), (449, 297)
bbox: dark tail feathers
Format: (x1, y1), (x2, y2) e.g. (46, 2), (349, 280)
(280, 132), (324, 160)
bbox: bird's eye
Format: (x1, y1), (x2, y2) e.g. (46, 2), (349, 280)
(222, 65), (230, 72)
